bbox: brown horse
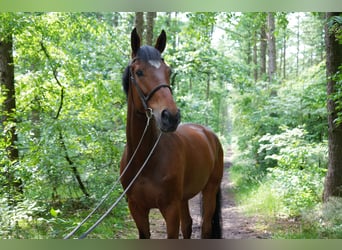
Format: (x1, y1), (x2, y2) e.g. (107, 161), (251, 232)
(120, 28), (223, 239)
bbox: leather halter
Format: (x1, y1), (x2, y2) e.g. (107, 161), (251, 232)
(129, 59), (172, 111)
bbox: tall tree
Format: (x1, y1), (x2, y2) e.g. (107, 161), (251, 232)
(0, 30), (23, 200)
(267, 12), (276, 82)
(135, 12), (144, 43)
(252, 31), (258, 82)
(133, 12), (157, 46)
(146, 12), (156, 45)
(277, 13), (289, 79)
(323, 12), (342, 202)
(295, 13), (300, 77)
(259, 18), (267, 80)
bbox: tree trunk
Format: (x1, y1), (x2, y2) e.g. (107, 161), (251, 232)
(267, 12), (276, 82)
(260, 22), (267, 80)
(296, 13), (300, 77)
(253, 31), (258, 82)
(135, 12), (144, 43)
(112, 12), (120, 27)
(323, 12), (342, 202)
(283, 31), (286, 79)
(0, 34), (23, 200)
(145, 12), (156, 46)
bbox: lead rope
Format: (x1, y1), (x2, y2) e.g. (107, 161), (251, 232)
(78, 131), (162, 239)
(64, 109), (155, 239)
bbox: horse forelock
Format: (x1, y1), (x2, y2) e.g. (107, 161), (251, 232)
(136, 45), (162, 62)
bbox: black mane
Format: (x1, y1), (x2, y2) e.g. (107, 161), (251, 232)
(122, 45), (162, 97)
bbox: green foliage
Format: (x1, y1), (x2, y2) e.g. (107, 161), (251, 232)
(232, 62), (326, 171)
(1, 12), (232, 239)
(259, 126), (327, 171)
(0, 11), (337, 239)
(233, 126), (327, 218)
(332, 65), (342, 125)
(327, 14), (342, 42)
(266, 167), (324, 217)
(14, 13), (128, 202)
(0, 12), (132, 239)
(230, 53), (329, 236)
(287, 197), (342, 239)
(165, 13), (231, 136)
(317, 197), (342, 238)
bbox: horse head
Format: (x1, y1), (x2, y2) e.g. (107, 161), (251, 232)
(123, 28), (181, 133)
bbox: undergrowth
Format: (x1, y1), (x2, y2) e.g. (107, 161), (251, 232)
(0, 192), (135, 239)
(228, 126), (342, 239)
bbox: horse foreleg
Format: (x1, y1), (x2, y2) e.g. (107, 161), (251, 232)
(128, 200), (151, 239)
(180, 201), (192, 239)
(160, 202), (181, 239)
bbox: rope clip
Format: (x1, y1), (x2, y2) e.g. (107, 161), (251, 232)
(145, 108), (153, 119)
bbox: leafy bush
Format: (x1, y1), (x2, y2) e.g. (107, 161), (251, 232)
(259, 126), (327, 170)
(237, 166), (325, 218)
(266, 167), (324, 217)
(233, 126), (327, 218)
(0, 198), (50, 238)
(257, 126), (327, 216)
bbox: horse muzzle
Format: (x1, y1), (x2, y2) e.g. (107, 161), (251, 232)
(159, 108), (181, 133)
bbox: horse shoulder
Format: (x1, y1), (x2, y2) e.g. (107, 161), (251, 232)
(176, 123), (219, 148)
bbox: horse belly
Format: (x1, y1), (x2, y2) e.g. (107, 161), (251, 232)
(182, 159), (212, 200)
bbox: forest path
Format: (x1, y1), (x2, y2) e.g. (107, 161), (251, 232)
(148, 148), (271, 239)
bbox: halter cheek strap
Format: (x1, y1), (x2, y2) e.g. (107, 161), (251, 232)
(130, 69), (172, 111)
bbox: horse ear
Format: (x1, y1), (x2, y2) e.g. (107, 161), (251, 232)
(131, 28), (140, 57)
(155, 30), (166, 54)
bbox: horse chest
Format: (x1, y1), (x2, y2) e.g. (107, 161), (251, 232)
(127, 166), (180, 208)
(127, 177), (157, 207)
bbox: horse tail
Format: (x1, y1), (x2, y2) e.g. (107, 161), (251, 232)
(211, 132), (223, 239)
(211, 187), (222, 238)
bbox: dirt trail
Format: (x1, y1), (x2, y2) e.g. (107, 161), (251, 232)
(148, 149), (271, 239)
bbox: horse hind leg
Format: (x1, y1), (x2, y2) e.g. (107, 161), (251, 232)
(201, 185), (222, 239)
(200, 135), (224, 238)
(180, 200), (192, 239)
(201, 152), (223, 239)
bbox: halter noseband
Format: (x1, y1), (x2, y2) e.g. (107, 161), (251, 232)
(129, 60), (172, 111)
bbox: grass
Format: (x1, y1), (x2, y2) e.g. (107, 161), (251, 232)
(231, 176), (342, 239)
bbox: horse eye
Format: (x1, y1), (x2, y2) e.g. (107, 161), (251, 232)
(136, 70), (144, 77)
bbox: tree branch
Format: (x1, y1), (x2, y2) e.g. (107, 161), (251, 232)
(40, 40), (64, 119)
(59, 130), (90, 198)
(40, 39), (89, 198)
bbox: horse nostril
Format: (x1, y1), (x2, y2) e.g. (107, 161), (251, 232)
(161, 109), (180, 123)
(161, 109), (181, 132)
(161, 109), (170, 121)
